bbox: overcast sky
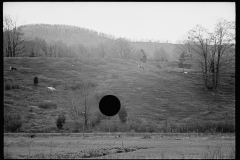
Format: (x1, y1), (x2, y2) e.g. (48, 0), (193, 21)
(3, 2), (235, 43)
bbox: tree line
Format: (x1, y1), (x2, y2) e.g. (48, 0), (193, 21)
(3, 14), (172, 62)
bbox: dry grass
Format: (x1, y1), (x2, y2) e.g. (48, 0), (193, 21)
(4, 133), (235, 159)
(3, 57), (235, 133)
(203, 144), (235, 159)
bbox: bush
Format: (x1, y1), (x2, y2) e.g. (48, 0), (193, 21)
(118, 106), (127, 123)
(91, 111), (107, 127)
(56, 117), (63, 129)
(57, 114), (66, 123)
(4, 113), (22, 132)
(33, 76), (38, 85)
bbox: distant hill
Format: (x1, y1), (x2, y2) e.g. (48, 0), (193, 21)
(21, 24), (179, 60)
(21, 24), (113, 46)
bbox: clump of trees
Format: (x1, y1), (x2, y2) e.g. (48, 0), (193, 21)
(179, 18), (235, 90)
(3, 14), (26, 57)
(3, 15), (137, 60)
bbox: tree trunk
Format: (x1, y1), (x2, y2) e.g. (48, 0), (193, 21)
(84, 94), (88, 129)
(182, 62), (185, 72)
(215, 53), (221, 90)
(204, 58), (208, 89)
(84, 114), (87, 129)
(212, 66), (216, 90)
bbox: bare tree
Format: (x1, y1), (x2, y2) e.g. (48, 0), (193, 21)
(154, 47), (169, 62)
(209, 19), (235, 89)
(111, 38), (133, 59)
(70, 81), (97, 132)
(97, 42), (108, 58)
(3, 14), (26, 57)
(185, 19), (235, 90)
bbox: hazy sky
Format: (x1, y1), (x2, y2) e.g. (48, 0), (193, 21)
(3, 2), (235, 43)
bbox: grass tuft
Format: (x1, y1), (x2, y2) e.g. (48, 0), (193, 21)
(4, 113), (22, 132)
(5, 81), (19, 90)
(38, 102), (57, 109)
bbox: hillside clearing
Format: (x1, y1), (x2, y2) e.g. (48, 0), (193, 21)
(4, 57), (235, 132)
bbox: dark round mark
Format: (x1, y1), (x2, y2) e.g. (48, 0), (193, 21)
(99, 95), (121, 117)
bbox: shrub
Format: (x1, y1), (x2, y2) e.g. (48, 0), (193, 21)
(118, 106), (127, 123)
(56, 117), (63, 129)
(33, 76), (38, 85)
(91, 111), (107, 127)
(4, 113), (22, 132)
(57, 114), (66, 123)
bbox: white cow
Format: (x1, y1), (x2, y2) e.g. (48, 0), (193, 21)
(138, 65), (144, 69)
(115, 134), (121, 138)
(47, 87), (56, 92)
(9, 66), (17, 71)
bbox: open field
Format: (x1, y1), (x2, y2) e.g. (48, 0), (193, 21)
(4, 133), (235, 159)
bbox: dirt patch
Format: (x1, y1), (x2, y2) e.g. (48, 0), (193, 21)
(17, 146), (152, 159)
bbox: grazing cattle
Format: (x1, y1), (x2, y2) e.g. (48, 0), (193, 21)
(115, 135), (121, 138)
(138, 65), (144, 69)
(30, 134), (36, 138)
(47, 87), (56, 92)
(9, 67), (17, 71)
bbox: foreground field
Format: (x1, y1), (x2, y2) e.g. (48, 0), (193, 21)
(4, 133), (235, 159)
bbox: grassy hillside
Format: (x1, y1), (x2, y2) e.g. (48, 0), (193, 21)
(4, 57), (235, 133)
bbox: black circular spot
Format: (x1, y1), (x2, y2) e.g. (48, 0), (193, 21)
(99, 95), (121, 117)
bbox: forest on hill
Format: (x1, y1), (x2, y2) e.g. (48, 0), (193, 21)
(4, 22), (179, 61)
